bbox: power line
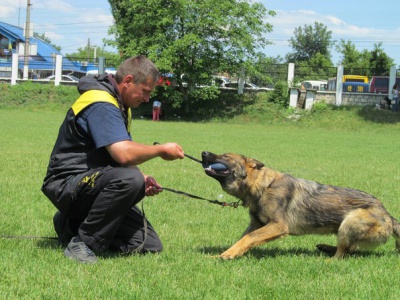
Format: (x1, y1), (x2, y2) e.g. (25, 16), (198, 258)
(34, 20), (113, 28)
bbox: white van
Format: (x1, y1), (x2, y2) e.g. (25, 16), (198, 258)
(301, 80), (327, 91)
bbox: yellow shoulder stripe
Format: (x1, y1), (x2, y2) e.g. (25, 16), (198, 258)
(72, 90), (118, 115)
(71, 90), (132, 133)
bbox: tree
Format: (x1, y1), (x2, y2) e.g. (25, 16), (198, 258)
(295, 52), (335, 81)
(286, 22), (333, 63)
(336, 40), (394, 76)
(65, 46), (120, 68)
(106, 0), (275, 110)
(369, 42), (394, 76)
(336, 40), (361, 68)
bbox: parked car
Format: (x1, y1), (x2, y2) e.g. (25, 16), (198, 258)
(212, 75), (230, 87)
(43, 75), (79, 82)
(180, 74), (230, 88)
(300, 80), (327, 91)
(224, 81), (272, 91)
(369, 76), (400, 94)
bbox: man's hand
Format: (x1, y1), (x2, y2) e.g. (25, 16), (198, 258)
(144, 175), (163, 197)
(159, 142), (185, 161)
(107, 141), (184, 165)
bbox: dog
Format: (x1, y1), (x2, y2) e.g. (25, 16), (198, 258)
(201, 151), (400, 259)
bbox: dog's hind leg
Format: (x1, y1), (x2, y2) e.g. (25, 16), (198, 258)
(331, 208), (392, 259)
(391, 217), (400, 253)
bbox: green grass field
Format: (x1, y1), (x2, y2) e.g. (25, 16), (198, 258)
(1, 108), (400, 299)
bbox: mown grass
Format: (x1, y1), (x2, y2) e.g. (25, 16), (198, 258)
(1, 105), (400, 299)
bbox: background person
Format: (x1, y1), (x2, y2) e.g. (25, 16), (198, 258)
(41, 55), (184, 264)
(392, 83), (399, 112)
(152, 100), (161, 121)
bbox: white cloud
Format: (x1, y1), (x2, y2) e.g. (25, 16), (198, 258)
(268, 9), (397, 42)
(326, 16), (345, 26)
(34, 0), (74, 13)
(43, 31), (63, 42)
(0, 0), (20, 18)
(77, 13), (114, 26)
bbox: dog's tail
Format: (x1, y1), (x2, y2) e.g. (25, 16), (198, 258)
(391, 217), (400, 253)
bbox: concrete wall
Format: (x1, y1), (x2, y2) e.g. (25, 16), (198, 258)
(293, 89), (388, 109)
(314, 91), (387, 106)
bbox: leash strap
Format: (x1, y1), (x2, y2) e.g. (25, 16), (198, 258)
(126, 202), (148, 254)
(0, 235), (58, 240)
(162, 187), (240, 208)
(153, 142), (202, 164)
(1, 202), (149, 251)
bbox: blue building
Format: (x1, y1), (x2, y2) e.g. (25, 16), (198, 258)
(0, 21), (85, 79)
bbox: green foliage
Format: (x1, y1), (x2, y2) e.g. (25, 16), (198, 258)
(5, 82), (400, 129)
(295, 52), (335, 81)
(266, 81), (289, 107)
(286, 22), (335, 82)
(370, 42), (395, 75)
(0, 82), (79, 111)
(310, 101), (332, 112)
(336, 40), (395, 74)
(65, 47), (121, 67)
(106, 0), (275, 108)
(286, 22), (333, 64)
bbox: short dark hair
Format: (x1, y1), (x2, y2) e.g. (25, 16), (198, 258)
(115, 55), (160, 85)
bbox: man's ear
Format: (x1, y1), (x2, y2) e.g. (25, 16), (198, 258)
(123, 75), (134, 87)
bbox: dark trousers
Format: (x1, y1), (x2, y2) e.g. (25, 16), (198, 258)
(48, 167), (163, 253)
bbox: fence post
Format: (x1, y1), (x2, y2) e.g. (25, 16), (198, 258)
(238, 68), (244, 94)
(335, 65), (343, 105)
(287, 63), (295, 87)
(11, 53), (19, 85)
(98, 57), (105, 74)
(305, 89), (317, 109)
(54, 54), (63, 86)
(289, 88), (299, 108)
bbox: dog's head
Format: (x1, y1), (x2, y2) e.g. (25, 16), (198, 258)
(201, 151), (264, 199)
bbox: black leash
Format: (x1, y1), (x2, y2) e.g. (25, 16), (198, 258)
(153, 141), (239, 208)
(1, 144), (234, 241)
(153, 142), (202, 164)
(162, 186), (240, 208)
(1, 202), (149, 252)
(0, 235), (57, 240)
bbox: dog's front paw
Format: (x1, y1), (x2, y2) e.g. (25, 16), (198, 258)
(219, 249), (240, 260)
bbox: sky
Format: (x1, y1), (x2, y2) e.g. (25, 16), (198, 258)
(1, 0), (399, 66)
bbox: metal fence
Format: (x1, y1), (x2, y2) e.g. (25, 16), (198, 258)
(0, 55), (118, 80)
(1, 54), (399, 93)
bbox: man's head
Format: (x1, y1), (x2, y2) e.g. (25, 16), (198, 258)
(115, 56), (160, 108)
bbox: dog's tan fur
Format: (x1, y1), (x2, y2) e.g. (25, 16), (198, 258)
(202, 152), (400, 259)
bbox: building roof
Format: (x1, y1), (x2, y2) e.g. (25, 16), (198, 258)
(0, 21), (82, 72)
(0, 21), (62, 58)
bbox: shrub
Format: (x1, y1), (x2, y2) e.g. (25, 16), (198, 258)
(266, 80), (289, 107)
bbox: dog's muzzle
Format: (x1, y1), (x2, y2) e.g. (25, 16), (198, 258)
(201, 151), (230, 176)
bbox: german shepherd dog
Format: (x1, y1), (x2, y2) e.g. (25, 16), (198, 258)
(201, 151), (400, 259)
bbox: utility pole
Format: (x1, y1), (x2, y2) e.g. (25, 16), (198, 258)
(18, 0), (22, 27)
(87, 38), (90, 62)
(23, 0), (32, 80)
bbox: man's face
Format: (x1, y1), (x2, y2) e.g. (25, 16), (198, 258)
(120, 76), (156, 108)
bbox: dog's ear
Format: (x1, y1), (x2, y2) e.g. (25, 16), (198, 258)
(246, 157), (264, 170)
